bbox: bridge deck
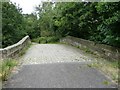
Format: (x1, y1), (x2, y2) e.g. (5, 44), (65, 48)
(21, 43), (93, 65)
(3, 43), (117, 88)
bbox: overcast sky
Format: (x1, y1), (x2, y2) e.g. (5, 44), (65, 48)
(10, 0), (43, 14)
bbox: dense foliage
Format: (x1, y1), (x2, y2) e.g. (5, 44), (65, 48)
(2, 2), (120, 48)
(36, 2), (120, 47)
(2, 2), (26, 48)
(23, 14), (40, 39)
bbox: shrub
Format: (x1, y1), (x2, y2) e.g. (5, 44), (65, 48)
(32, 36), (59, 44)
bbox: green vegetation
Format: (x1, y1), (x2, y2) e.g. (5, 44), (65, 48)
(76, 45), (95, 55)
(35, 2), (120, 47)
(87, 59), (118, 83)
(2, 2), (26, 48)
(23, 14), (40, 39)
(0, 59), (18, 81)
(0, 43), (31, 81)
(102, 80), (110, 85)
(32, 36), (59, 44)
(2, 2), (120, 48)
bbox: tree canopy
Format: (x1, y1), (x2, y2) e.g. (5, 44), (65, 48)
(36, 2), (120, 47)
(2, 2), (26, 48)
(2, 2), (120, 48)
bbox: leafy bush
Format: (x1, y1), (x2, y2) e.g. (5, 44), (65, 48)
(32, 36), (59, 44)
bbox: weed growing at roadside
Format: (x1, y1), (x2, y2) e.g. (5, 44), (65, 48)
(102, 80), (110, 85)
(0, 59), (18, 81)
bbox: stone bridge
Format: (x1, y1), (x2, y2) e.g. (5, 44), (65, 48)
(1, 36), (119, 88)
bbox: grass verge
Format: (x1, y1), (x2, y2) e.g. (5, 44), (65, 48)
(87, 58), (119, 84)
(0, 59), (18, 81)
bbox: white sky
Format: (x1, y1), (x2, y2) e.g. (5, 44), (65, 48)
(10, 0), (43, 14)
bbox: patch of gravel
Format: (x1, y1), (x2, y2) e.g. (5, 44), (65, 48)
(20, 44), (93, 65)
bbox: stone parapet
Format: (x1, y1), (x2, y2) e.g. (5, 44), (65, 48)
(0, 35), (31, 60)
(60, 36), (120, 61)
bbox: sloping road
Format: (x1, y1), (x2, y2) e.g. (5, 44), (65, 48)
(3, 43), (117, 88)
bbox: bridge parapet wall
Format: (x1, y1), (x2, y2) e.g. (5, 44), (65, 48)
(60, 36), (120, 61)
(0, 35), (31, 60)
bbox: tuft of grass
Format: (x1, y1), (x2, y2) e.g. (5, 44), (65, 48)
(0, 43), (31, 81)
(84, 48), (94, 54)
(75, 45), (94, 55)
(0, 59), (18, 81)
(87, 64), (92, 67)
(102, 80), (110, 85)
(87, 63), (99, 68)
(76, 46), (79, 48)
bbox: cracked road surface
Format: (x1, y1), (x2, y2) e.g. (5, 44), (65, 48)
(3, 44), (117, 88)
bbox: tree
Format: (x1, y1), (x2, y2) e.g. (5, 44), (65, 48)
(32, 2), (120, 47)
(23, 13), (40, 39)
(95, 2), (120, 47)
(2, 2), (26, 48)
